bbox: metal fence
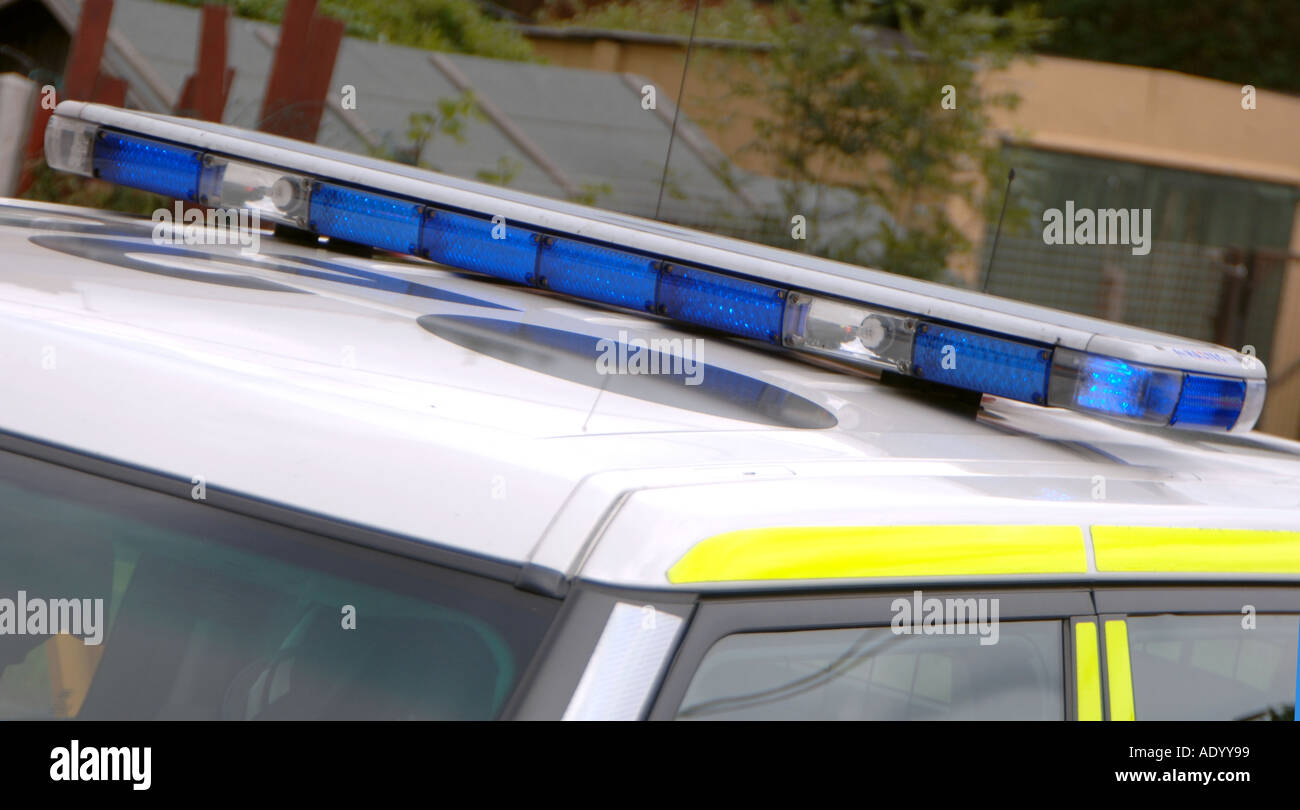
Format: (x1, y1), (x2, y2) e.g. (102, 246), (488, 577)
(979, 235), (1287, 368)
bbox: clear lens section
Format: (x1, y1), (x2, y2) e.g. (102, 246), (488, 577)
(201, 157), (311, 227)
(43, 116), (98, 177)
(1048, 348), (1181, 424)
(782, 292), (914, 373)
(1232, 378), (1267, 433)
(1049, 349), (1254, 432)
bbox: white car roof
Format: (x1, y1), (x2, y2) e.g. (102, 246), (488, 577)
(3, 197), (1299, 590)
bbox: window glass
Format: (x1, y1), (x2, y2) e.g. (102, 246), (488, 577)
(0, 452), (557, 719)
(1126, 613), (1298, 720)
(676, 620), (1064, 720)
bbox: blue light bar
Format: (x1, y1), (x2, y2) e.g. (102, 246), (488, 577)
(1048, 349), (1255, 431)
(419, 209), (783, 341)
(91, 130), (203, 201)
(913, 323), (1051, 403)
(658, 265), (786, 344)
(1172, 373), (1246, 429)
(538, 238), (660, 311)
(1073, 354), (1181, 422)
(309, 183), (423, 255)
(50, 103), (1270, 433)
(420, 209), (538, 285)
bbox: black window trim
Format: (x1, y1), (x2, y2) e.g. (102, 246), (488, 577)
(1094, 585), (1300, 616)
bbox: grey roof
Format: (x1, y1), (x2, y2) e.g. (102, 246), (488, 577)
(47, 0), (806, 232)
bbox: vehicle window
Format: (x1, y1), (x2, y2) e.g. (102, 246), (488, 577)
(0, 452), (558, 720)
(1126, 613), (1298, 720)
(676, 621), (1064, 720)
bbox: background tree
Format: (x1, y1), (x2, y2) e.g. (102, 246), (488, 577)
(384, 92), (481, 169)
(170, 0), (536, 59)
(994, 0), (1300, 95)
(539, 0), (774, 40)
(726, 0), (1049, 279)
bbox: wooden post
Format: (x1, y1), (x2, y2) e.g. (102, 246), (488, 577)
(258, 0), (315, 139)
(296, 14), (344, 141)
(191, 4), (231, 121)
(18, 0), (114, 194)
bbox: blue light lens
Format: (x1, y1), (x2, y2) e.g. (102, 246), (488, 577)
(420, 209), (539, 285)
(1172, 373), (1245, 429)
(92, 130), (203, 201)
(308, 183), (423, 255)
(657, 265), (785, 343)
(1073, 354), (1182, 420)
(913, 323), (1051, 403)
(538, 239), (660, 311)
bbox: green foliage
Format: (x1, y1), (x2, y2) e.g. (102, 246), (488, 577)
(740, 0), (1051, 279)
(570, 181), (614, 205)
(371, 93), (482, 169)
(537, 0), (1049, 280)
(552, 0), (1300, 95)
(475, 156), (523, 186)
(164, 0), (535, 60)
(409, 93), (478, 152)
(539, 0), (775, 42)
(993, 0), (1300, 94)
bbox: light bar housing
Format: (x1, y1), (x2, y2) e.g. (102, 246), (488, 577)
(44, 102), (1269, 433)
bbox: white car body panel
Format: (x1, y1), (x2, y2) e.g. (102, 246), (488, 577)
(2, 198), (1298, 589)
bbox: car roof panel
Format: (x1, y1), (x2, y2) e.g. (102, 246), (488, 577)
(3, 199), (1298, 586)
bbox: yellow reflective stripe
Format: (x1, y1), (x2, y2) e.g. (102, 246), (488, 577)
(1092, 527), (1300, 573)
(1075, 621), (1102, 721)
(667, 525), (1088, 583)
(1104, 619), (1134, 721)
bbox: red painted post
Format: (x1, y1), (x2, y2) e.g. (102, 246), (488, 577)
(259, 0), (315, 138)
(18, 0), (114, 194)
(61, 0), (114, 100)
(176, 74), (197, 116)
(192, 4), (230, 121)
(91, 74), (127, 106)
(296, 14), (343, 141)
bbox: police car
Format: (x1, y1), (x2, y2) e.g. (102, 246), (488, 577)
(0, 101), (1297, 721)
